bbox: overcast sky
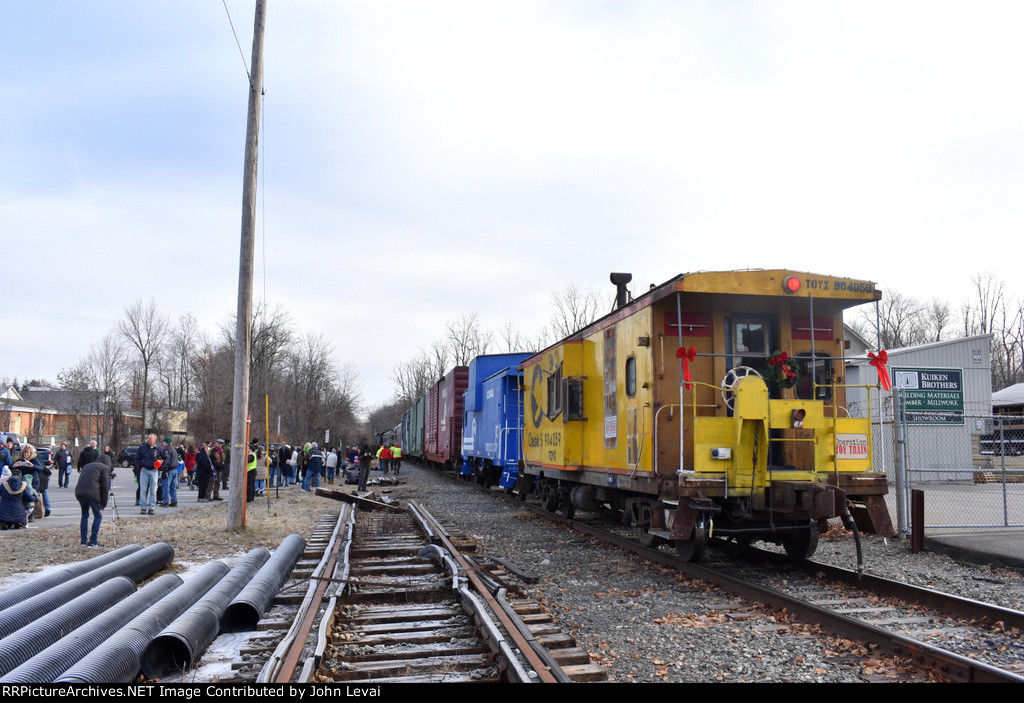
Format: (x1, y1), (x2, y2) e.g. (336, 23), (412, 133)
(3, 1), (1022, 412)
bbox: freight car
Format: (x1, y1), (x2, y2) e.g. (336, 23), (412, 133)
(459, 353), (533, 488)
(401, 395), (426, 460)
(516, 269), (893, 562)
(423, 366), (469, 469)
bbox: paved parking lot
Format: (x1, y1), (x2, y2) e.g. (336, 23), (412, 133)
(27, 471), (234, 532)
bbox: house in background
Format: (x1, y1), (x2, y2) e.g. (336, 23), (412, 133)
(2, 384), (144, 450)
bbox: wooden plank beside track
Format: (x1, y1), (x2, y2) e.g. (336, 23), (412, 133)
(315, 487), (404, 511)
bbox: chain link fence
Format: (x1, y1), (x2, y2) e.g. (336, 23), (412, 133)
(870, 391), (1024, 533)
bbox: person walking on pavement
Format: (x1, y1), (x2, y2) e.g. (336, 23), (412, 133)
(55, 443), (73, 487)
(75, 454), (112, 547)
(391, 444), (403, 476)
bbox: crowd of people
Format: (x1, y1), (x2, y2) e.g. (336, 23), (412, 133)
(0, 433), (406, 547)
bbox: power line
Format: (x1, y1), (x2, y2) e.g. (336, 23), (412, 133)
(222, 0), (251, 79)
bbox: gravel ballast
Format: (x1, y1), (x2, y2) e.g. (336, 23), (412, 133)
(387, 465), (1024, 683)
(3, 464), (1023, 683)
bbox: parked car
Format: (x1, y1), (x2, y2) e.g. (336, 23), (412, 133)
(117, 446), (140, 468)
(35, 447), (53, 468)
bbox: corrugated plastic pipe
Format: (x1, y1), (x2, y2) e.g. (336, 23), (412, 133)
(0, 544), (143, 613)
(56, 561), (230, 684)
(0, 542), (174, 640)
(0, 574), (183, 683)
(221, 533), (306, 632)
(140, 548), (270, 679)
(0, 576), (137, 676)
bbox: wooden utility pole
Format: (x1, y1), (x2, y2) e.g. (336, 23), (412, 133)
(228, 0), (267, 531)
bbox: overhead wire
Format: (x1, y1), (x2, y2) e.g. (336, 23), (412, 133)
(222, 0), (251, 80)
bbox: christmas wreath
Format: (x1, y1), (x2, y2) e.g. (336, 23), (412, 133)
(762, 350), (799, 390)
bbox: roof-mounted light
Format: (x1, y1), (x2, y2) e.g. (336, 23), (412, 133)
(783, 276), (801, 293)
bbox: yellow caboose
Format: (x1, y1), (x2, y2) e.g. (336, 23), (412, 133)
(518, 269), (893, 562)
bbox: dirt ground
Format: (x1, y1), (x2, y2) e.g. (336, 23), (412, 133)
(0, 485), (346, 581)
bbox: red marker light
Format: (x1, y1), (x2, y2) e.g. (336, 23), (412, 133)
(791, 408), (806, 428)
(783, 276), (801, 293)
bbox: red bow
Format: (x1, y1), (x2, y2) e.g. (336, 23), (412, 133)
(868, 350), (892, 391)
(676, 346), (697, 390)
(770, 351), (797, 381)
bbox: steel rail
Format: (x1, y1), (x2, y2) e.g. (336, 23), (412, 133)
(504, 496), (1024, 683)
(257, 507), (352, 684)
(740, 546), (1024, 632)
(408, 500), (563, 683)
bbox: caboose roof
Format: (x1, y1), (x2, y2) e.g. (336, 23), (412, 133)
(521, 269), (881, 367)
(643, 269), (881, 307)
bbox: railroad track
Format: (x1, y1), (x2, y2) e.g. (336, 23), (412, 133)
(444, 471), (1024, 683)
(235, 500), (603, 684)
(712, 545), (1024, 680)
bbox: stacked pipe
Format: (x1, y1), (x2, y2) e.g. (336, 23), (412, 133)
(140, 548), (270, 679)
(0, 545), (143, 612)
(57, 561), (230, 683)
(0, 576), (136, 676)
(221, 533), (306, 632)
(0, 574), (183, 683)
(0, 542), (174, 640)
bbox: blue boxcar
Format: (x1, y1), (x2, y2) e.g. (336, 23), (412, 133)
(461, 353), (531, 488)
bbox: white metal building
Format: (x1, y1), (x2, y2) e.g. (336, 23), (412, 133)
(845, 333), (993, 482)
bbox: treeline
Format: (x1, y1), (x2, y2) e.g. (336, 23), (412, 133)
(848, 272), (1023, 390)
(367, 283), (613, 436)
(52, 299), (361, 449)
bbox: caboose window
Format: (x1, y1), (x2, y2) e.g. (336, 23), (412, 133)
(794, 351), (833, 401)
(625, 356), (637, 398)
(729, 317), (771, 369)
(564, 377), (585, 421)
(547, 364), (563, 418)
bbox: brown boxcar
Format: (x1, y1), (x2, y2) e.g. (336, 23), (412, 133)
(424, 366), (469, 469)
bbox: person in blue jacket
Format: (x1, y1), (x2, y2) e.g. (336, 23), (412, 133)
(0, 470), (35, 529)
(135, 434), (162, 515)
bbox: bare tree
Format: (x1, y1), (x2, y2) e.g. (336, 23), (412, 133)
(548, 283), (602, 339)
(55, 360), (94, 444)
(971, 271), (1005, 335)
(87, 333), (129, 447)
(445, 312), (493, 366)
(855, 290), (927, 349)
(116, 300), (169, 443)
(497, 319), (533, 353)
(426, 340), (452, 382)
(925, 298), (952, 343)
(165, 313), (203, 411)
(277, 333), (360, 445)
(391, 352), (436, 408)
